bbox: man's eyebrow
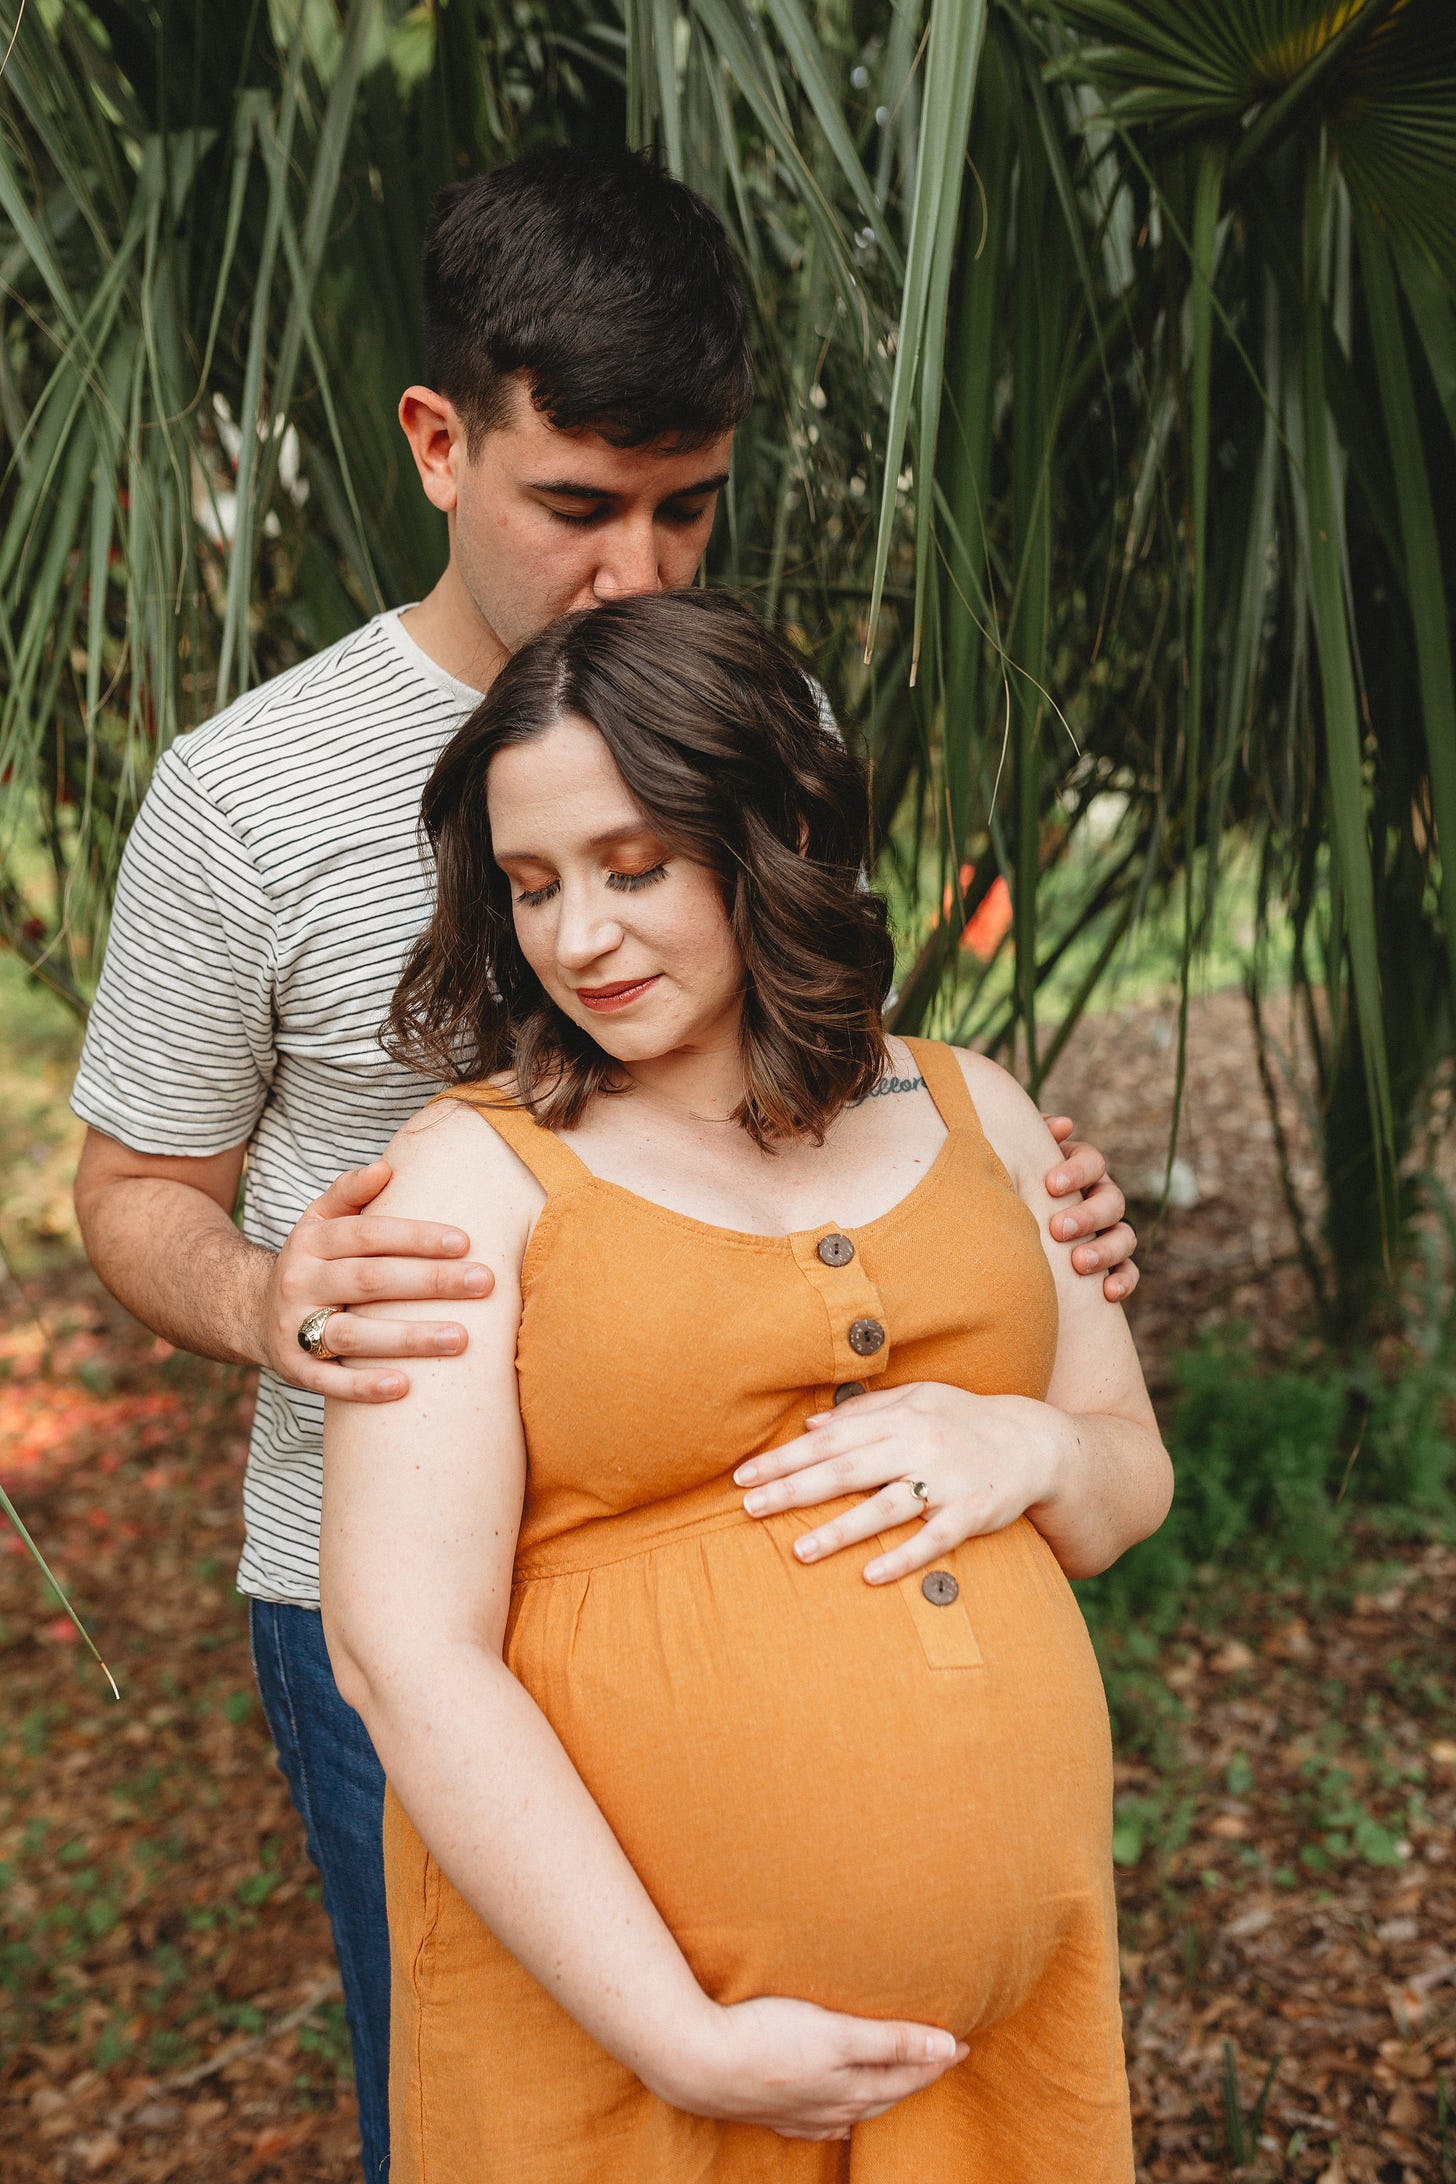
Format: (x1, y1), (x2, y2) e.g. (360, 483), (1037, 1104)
(526, 472), (730, 503)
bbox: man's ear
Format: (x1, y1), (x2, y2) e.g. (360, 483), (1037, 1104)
(399, 386), (466, 514)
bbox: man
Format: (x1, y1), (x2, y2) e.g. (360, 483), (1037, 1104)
(71, 149), (1137, 2177)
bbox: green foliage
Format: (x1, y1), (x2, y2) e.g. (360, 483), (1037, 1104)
(1077, 1323), (1456, 1635)
(3, 0), (1454, 1345)
(0, 0), (620, 1007)
(1219, 2036), (1281, 2172)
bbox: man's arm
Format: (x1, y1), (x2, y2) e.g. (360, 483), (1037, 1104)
(74, 1129), (494, 1403)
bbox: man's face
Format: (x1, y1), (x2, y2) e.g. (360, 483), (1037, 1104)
(446, 379), (734, 657)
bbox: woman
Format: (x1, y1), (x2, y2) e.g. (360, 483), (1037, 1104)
(320, 589), (1172, 2181)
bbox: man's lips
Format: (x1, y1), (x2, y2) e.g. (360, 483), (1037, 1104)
(573, 974), (662, 1013)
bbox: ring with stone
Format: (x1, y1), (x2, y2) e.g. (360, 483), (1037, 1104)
(907, 1479), (930, 1512)
(297, 1306), (341, 1361)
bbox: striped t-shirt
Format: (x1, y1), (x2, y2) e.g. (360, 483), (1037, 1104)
(71, 610), (479, 1604)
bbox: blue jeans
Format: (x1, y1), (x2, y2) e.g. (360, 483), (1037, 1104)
(249, 1600), (390, 2181)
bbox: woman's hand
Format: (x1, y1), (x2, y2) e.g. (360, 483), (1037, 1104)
(654, 1994), (967, 2141)
(735, 1383), (1065, 1585)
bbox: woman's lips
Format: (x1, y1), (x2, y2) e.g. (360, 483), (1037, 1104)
(574, 974), (662, 1014)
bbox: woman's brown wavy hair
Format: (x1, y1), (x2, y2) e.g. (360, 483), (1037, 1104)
(384, 588), (893, 1147)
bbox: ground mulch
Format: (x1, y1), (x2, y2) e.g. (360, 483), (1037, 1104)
(2, 988), (1452, 2181)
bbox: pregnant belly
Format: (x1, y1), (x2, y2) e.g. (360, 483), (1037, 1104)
(504, 1507), (1113, 2039)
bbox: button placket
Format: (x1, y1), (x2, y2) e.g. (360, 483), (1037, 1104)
(877, 1541), (983, 1669)
(789, 1227), (892, 1396)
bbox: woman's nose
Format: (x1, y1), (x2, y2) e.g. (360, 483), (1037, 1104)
(554, 888), (625, 969)
(591, 521), (662, 601)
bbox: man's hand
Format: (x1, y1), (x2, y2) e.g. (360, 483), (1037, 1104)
(1041, 1116), (1138, 1303)
(265, 1160), (494, 1403)
(74, 1128), (493, 1404)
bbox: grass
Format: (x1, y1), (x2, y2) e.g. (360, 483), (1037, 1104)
(1075, 1321), (1456, 1649)
(877, 829), (1299, 1047)
(0, 949), (85, 1279)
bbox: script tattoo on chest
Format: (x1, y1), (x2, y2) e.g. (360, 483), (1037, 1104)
(854, 1071), (927, 1104)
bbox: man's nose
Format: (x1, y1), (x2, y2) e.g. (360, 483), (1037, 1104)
(591, 520), (662, 600)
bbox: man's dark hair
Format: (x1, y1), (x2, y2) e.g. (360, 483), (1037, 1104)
(385, 591), (893, 1149)
(421, 148), (753, 450)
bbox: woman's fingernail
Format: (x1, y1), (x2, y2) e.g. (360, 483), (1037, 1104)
(794, 1537), (819, 1561)
(924, 2032), (956, 2061)
(743, 1489), (768, 1515)
(864, 1559), (887, 1583)
(734, 1463), (756, 1485)
(461, 1265), (491, 1293)
(378, 1375), (406, 1398)
(433, 1329), (464, 1353)
(804, 1413), (826, 1428)
(441, 1228), (468, 1251)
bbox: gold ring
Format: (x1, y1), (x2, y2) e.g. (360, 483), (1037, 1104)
(297, 1306), (341, 1361)
(907, 1479), (930, 1511)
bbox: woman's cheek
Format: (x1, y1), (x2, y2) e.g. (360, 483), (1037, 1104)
(514, 912), (558, 994)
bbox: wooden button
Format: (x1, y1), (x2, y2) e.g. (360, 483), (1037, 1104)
(817, 1233), (855, 1267)
(848, 1318), (885, 1357)
(833, 1381), (866, 1405)
(921, 1571), (959, 1606)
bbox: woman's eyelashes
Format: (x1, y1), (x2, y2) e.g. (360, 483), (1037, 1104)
(608, 860), (669, 894)
(514, 861), (669, 910)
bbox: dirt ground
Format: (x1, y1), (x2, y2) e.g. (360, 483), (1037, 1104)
(1, 988), (1452, 2182)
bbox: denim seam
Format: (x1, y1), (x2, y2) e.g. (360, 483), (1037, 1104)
(252, 1603), (321, 1862)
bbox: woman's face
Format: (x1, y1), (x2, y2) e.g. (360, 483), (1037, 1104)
(487, 713), (746, 1065)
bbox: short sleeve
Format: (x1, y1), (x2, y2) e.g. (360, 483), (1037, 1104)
(71, 747), (276, 1156)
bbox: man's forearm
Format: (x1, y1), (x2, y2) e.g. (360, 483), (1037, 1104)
(78, 1178), (272, 1368)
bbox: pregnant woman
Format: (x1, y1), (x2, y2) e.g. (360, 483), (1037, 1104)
(320, 589), (1172, 2180)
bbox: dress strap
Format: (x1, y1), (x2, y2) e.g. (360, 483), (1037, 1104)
(430, 1083), (594, 1197)
(901, 1037), (987, 1141)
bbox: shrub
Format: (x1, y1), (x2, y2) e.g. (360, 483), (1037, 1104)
(1075, 1326), (1454, 1637)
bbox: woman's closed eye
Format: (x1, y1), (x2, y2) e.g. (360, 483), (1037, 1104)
(515, 862), (669, 909)
(608, 861), (669, 894)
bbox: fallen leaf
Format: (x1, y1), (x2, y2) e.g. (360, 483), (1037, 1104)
(1388, 2084), (1423, 2127)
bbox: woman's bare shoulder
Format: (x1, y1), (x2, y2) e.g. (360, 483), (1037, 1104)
(944, 1046), (1061, 1193)
(375, 1090), (544, 1233)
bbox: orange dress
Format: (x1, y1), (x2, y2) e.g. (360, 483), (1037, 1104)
(384, 1038), (1132, 2181)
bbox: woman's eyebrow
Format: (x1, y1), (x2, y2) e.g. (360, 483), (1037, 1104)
(496, 826), (659, 863)
(585, 825), (665, 851)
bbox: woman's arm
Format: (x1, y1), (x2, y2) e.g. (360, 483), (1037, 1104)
(963, 1051), (1173, 1575)
(321, 1099), (964, 2137)
(737, 1052), (1172, 1583)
